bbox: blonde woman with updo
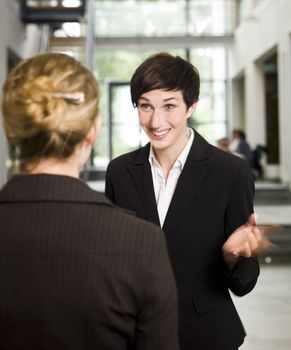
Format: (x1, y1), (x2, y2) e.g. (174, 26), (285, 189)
(0, 53), (179, 350)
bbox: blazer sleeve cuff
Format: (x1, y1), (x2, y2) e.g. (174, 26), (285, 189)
(224, 256), (260, 296)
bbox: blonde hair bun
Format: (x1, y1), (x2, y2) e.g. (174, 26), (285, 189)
(2, 53), (99, 161)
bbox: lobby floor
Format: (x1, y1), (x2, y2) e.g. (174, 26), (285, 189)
(236, 181), (291, 350)
(234, 263), (291, 350)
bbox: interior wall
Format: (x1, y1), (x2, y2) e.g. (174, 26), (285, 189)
(230, 0), (291, 185)
(0, 0), (25, 187)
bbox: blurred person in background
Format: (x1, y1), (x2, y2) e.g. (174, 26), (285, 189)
(229, 128), (253, 164)
(217, 136), (230, 152)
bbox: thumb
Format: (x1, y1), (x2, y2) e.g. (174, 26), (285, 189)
(246, 213), (256, 227)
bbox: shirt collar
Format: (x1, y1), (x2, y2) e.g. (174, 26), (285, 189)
(148, 128), (194, 170)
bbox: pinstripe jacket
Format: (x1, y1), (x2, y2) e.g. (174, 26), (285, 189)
(0, 174), (179, 350)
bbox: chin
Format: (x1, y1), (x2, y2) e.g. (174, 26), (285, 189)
(151, 141), (168, 151)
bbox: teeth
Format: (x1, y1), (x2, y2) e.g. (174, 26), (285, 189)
(153, 130), (169, 136)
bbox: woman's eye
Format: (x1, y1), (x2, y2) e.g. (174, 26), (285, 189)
(165, 104), (175, 110)
(139, 103), (152, 111)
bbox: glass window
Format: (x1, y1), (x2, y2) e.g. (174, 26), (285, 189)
(110, 84), (145, 159)
(188, 0), (232, 35)
(190, 47), (227, 145)
(95, 1), (186, 37)
(94, 0), (233, 38)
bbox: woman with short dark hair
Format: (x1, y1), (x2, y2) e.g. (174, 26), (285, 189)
(106, 52), (272, 350)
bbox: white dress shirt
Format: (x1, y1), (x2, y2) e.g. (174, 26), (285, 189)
(148, 128), (194, 227)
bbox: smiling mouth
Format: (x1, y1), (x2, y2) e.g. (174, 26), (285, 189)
(151, 129), (170, 137)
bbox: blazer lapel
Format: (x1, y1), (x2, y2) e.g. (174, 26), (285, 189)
(127, 144), (160, 226)
(163, 131), (211, 233)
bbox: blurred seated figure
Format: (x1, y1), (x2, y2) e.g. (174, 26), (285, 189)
(229, 128), (253, 163)
(251, 144), (268, 179)
(0, 52), (179, 350)
(217, 137), (230, 152)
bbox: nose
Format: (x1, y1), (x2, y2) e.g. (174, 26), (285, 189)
(150, 108), (162, 129)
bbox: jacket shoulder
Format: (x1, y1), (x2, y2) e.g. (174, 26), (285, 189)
(97, 201), (165, 255)
(107, 145), (149, 170)
(210, 144), (250, 168)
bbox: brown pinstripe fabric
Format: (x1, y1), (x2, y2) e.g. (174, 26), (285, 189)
(0, 174), (179, 350)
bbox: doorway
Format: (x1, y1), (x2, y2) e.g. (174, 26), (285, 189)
(263, 53), (280, 172)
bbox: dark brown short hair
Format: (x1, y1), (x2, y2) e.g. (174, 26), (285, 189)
(130, 52), (200, 109)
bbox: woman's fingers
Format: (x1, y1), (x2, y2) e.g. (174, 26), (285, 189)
(223, 224), (282, 258)
(251, 224), (282, 254)
(243, 241), (252, 258)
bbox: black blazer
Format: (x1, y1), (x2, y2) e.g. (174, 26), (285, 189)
(105, 131), (260, 350)
(0, 174), (179, 350)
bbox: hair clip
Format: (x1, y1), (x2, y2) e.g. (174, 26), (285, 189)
(48, 92), (85, 103)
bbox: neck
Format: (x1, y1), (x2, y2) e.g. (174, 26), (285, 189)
(26, 158), (80, 178)
(23, 146), (88, 178)
(153, 128), (190, 179)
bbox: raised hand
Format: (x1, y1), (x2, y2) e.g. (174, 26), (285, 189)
(222, 213), (280, 269)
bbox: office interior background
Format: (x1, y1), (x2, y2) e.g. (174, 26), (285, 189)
(0, 1), (291, 349)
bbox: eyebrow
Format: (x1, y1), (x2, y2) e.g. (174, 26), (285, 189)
(138, 96), (178, 102)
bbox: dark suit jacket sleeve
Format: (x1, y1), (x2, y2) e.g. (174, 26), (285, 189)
(135, 226), (180, 350)
(224, 160), (260, 296)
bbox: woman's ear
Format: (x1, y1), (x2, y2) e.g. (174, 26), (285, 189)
(186, 102), (197, 119)
(84, 115), (101, 146)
